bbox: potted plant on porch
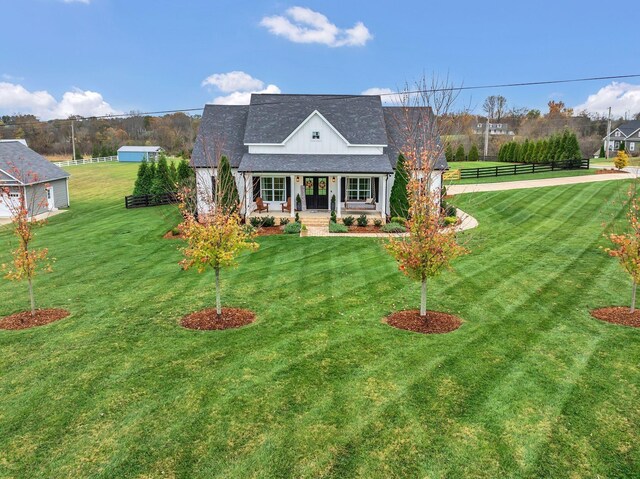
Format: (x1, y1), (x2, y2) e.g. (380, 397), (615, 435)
(295, 193), (302, 211)
(330, 194), (336, 212)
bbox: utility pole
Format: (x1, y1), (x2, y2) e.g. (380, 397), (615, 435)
(605, 107), (612, 160)
(71, 120), (76, 161)
(484, 117), (490, 159)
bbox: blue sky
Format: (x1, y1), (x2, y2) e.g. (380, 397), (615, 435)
(1, 0), (639, 120)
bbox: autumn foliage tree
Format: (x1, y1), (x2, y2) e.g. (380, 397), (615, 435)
(386, 75), (469, 317)
(1, 172), (52, 317)
(605, 190), (640, 312)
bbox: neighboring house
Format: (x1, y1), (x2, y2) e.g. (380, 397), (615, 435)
(0, 141), (70, 218)
(0, 139), (28, 147)
(472, 122), (515, 136)
(192, 94), (448, 218)
(603, 120), (640, 155)
(117, 146), (164, 162)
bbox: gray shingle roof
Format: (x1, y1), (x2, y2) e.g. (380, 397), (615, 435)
(118, 146), (163, 153)
(0, 141), (70, 184)
(383, 107), (448, 171)
(192, 104), (249, 168)
(238, 153), (393, 174)
(244, 94), (388, 145)
(617, 120), (640, 137)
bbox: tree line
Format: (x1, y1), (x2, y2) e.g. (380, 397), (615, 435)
(132, 154), (194, 197)
(497, 130), (582, 163)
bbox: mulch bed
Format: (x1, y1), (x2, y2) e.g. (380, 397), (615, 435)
(164, 230), (183, 240)
(181, 307), (256, 330)
(0, 308), (70, 330)
(590, 307), (640, 328)
(596, 169), (628, 175)
(384, 309), (462, 334)
(256, 226), (284, 236)
(347, 225), (383, 233)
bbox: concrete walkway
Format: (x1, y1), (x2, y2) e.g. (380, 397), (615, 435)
(0, 209), (67, 226)
(448, 171), (632, 195)
(306, 207), (478, 237)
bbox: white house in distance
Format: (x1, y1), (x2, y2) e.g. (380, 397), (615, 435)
(603, 120), (640, 154)
(0, 141), (70, 218)
(191, 94), (448, 218)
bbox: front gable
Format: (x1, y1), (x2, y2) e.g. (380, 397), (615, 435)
(248, 110), (384, 155)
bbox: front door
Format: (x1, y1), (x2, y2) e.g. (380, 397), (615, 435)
(304, 176), (328, 210)
(46, 187), (54, 210)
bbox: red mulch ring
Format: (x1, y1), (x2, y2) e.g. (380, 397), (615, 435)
(590, 307), (640, 328)
(256, 226), (284, 236)
(0, 308), (70, 330)
(347, 225), (383, 233)
(181, 307), (256, 330)
(164, 230), (183, 240)
(596, 169), (628, 175)
(384, 309), (462, 334)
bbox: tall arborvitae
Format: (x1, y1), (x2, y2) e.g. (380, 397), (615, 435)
(498, 143), (506, 161)
(445, 144), (454, 163)
(151, 153), (174, 196)
(133, 159), (151, 195)
(599, 144), (606, 158)
(142, 158), (156, 194)
(455, 144), (465, 162)
(217, 155), (240, 211)
(468, 144), (480, 162)
(512, 143), (520, 163)
(389, 154), (410, 218)
(564, 132), (581, 160)
(169, 160), (178, 184)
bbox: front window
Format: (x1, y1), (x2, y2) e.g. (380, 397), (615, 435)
(260, 177), (285, 202)
(630, 142), (636, 152)
(312, 131), (320, 140)
(347, 177), (371, 200)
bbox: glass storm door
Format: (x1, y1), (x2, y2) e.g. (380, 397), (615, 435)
(304, 176), (329, 210)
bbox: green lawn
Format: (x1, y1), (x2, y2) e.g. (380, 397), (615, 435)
(592, 157), (640, 167)
(448, 168), (596, 185)
(1, 164), (639, 478)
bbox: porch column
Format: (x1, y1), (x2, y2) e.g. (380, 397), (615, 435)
(290, 174), (296, 218)
(337, 175), (342, 218)
(380, 174), (387, 219)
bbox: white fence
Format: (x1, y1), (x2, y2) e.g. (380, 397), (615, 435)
(53, 156), (118, 167)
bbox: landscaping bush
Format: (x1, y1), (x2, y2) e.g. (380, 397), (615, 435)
(295, 212), (300, 223)
(283, 222), (301, 234)
(329, 222), (348, 233)
(455, 145), (465, 162)
(330, 210), (337, 223)
(356, 214), (369, 227)
(381, 222), (406, 233)
(279, 217), (290, 225)
(468, 144), (480, 162)
(443, 216), (458, 226)
(242, 224), (257, 235)
(614, 151), (629, 170)
(444, 204), (457, 217)
(249, 217), (262, 228)
(373, 219), (382, 227)
(342, 216), (355, 226)
(390, 216), (406, 225)
(262, 216), (275, 227)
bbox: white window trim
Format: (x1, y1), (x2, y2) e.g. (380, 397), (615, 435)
(260, 176), (286, 202)
(630, 142), (636, 151)
(347, 177), (371, 201)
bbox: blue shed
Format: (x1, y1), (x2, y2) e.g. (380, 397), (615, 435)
(117, 146), (164, 162)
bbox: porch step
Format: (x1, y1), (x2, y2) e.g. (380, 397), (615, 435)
(301, 218), (330, 227)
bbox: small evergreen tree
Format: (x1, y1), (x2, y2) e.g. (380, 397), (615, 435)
(468, 144), (480, 162)
(389, 154), (409, 218)
(217, 155), (240, 211)
(151, 154), (173, 197)
(498, 143), (505, 162)
(455, 144), (465, 162)
(511, 143), (520, 163)
(599, 144), (606, 158)
(133, 159), (151, 195)
(445, 144), (454, 163)
(169, 160), (178, 184)
(142, 159), (157, 195)
(177, 158), (193, 182)
(564, 132), (581, 160)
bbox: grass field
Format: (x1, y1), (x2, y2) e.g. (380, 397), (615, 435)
(448, 168), (597, 185)
(1, 164), (639, 478)
(592, 157), (640, 167)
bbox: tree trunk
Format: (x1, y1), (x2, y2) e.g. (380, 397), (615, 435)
(632, 280), (637, 314)
(420, 277), (427, 317)
(215, 267), (221, 316)
(28, 277), (35, 317)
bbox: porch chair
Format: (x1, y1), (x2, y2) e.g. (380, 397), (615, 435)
(281, 197), (291, 213)
(255, 197), (269, 213)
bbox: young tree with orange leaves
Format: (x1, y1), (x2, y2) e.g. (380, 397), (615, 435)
(386, 75), (469, 317)
(605, 190), (640, 313)
(1, 181), (52, 317)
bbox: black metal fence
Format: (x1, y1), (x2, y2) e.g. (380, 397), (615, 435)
(125, 192), (178, 209)
(458, 159), (589, 179)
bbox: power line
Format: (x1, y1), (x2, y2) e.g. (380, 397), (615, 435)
(1, 73), (639, 129)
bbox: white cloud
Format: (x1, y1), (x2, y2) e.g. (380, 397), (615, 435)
(202, 71), (265, 92)
(574, 82), (640, 117)
(260, 6), (372, 47)
(361, 87), (403, 104)
(202, 71), (281, 105)
(0, 82), (121, 120)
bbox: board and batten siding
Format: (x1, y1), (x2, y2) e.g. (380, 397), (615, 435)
(195, 167), (246, 215)
(24, 178), (69, 216)
(248, 112), (384, 155)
